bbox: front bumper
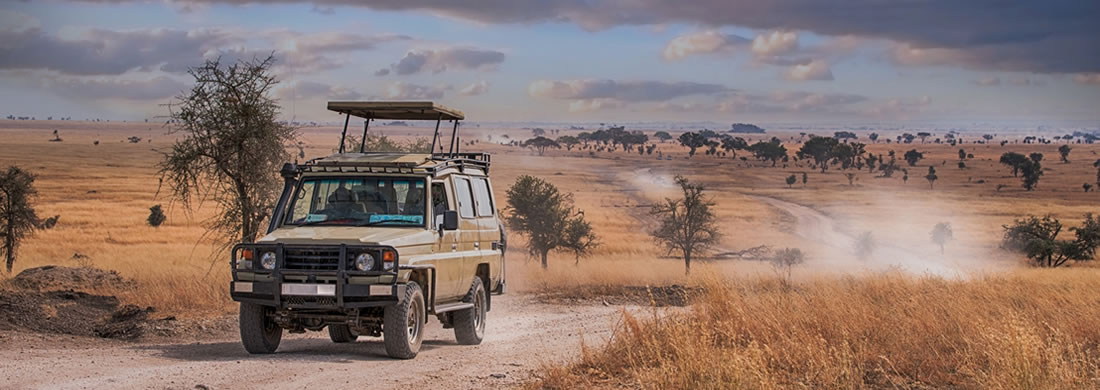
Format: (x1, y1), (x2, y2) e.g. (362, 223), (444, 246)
(229, 243), (403, 310)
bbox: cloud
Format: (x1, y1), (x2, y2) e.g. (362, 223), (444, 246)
(568, 99), (626, 112)
(751, 30), (798, 56)
(383, 81), (449, 99)
(0, 26), (407, 76)
(528, 79), (731, 102)
(278, 80), (361, 100)
(0, 27), (237, 75)
(1075, 73), (1100, 85)
(784, 60), (833, 81)
(386, 47), (505, 75)
(661, 30), (749, 60)
(973, 76), (1000, 86)
(458, 80), (489, 96)
(41, 75), (189, 100)
(374, 68), (390, 76)
(1010, 78), (1042, 86)
(90, 0), (1096, 74)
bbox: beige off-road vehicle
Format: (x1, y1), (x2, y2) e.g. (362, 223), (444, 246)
(230, 101), (505, 359)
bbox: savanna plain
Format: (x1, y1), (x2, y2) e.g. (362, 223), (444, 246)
(2, 120), (1099, 389)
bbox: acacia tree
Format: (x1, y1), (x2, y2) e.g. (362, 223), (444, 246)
(650, 176), (721, 274)
(903, 149), (924, 166)
(1020, 159), (1042, 191)
(1093, 159), (1100, 187)
(1002, 214), (1100, 267)
(1000, 152), (1028, 177)
(1, 166), (40, 273)
(925, 166), (938, 189)
(1058, 145), (1072, 163)
(678, 132), (708, 157)
(524, 136), (560, 156)
(505, 175), (594, 268)
(158, 55), (297, 245)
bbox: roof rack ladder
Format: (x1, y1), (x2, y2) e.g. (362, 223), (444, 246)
(337, 113), (350, 153)
(448, 119), (460, 157)
(429, 113), (443, 154)
(358, 118), (372, 153)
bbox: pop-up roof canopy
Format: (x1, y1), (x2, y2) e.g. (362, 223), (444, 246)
(327, 101), (466, 157)
(327, 101), (464, 121)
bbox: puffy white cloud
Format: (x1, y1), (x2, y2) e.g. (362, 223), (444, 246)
(278, 80), (361, 100)
(387, 47), (505, 75)
(751, 30), (798, 56)
(661, 30), (749, 60)
(568, 99), (626, 112)
(784, 60), (833, 81)
(458, 80), (489, 96)
(384, 81), (450, 99)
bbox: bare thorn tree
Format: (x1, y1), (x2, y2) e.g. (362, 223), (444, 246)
(158, 54), (297, 245)
(651, 176), (721, 274)
(0, 166), (40, 273)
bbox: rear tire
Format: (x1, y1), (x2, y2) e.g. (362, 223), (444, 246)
(453, 277), (486, 345)
(328, 324), (358, 343)
(239, 302), (282, 354)
(383, 282), (424, 359)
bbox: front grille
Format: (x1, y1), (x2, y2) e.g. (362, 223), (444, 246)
(286, 296), (336, 306)
(284, 248), (341, 271)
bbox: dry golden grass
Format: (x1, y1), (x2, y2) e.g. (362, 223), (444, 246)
(2, 120), (1098, 325)
(529, 270), (1100, 389)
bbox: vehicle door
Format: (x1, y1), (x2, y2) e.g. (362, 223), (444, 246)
(429, 180), (462, 301)
(469, 175), (503, 286)
(449, 176), (482, 298)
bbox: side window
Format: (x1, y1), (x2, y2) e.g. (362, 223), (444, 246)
(453, 177), (475, 219)
(471, 178), (494, 217)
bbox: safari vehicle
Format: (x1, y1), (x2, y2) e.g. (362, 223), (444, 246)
(229, 101), (506, 359)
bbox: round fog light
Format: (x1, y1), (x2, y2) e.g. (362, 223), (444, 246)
(354, 253), (375, 271)
(260, 251), (276, 270)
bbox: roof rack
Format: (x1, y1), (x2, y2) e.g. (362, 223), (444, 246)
(327, 101), (467, 158)
(298, 152), (492, 174)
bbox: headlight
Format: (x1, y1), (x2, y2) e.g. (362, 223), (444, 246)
(354, 253), (375, 271)
(260, 251), (277, 270)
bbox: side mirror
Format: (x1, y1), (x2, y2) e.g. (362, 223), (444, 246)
(441, 210), (459, 231)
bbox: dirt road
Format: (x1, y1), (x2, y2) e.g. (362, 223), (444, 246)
(1, 295), (628, 390)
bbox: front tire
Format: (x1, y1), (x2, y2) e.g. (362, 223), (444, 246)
(453, 277), (486, 345)
(328, 324), (359, 343)
(384, 282), (425, 359)
(239, 302), (282, 354)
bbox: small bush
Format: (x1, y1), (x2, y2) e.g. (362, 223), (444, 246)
(147, 204), (166, 227)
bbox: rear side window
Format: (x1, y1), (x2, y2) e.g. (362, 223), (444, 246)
(471, 178), (494, 217)
(453, 177), (475, 219)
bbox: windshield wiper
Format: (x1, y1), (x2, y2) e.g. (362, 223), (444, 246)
(352, 220), (412, 227)
(298, 219), (354, 226)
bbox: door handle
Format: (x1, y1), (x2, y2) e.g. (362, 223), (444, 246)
(474, 242), (480, 248)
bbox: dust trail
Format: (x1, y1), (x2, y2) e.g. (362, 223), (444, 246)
(750, 196), (962, 277)
(622, 167), (966, 277)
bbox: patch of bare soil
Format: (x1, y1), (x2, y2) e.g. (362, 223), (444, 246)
(537, 284), (700, 307)
(0, 265), (222, 341)
(9, 265), (136, 291)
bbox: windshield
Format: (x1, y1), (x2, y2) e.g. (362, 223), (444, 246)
(284, 176), (427, 227)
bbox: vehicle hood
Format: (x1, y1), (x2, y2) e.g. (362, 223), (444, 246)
(257, 226), (436, 248)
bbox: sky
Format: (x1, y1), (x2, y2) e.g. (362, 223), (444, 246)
(1, 0), (1098, 126)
